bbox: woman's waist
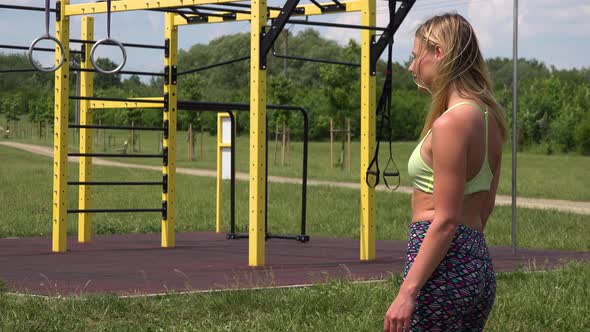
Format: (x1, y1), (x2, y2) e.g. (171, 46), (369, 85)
(407, 220), (491, 258)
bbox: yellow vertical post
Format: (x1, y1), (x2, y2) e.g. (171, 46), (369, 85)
(162, 13), (178, 248)
(249, 0), (267, 266)
(360, 0), (377, 260)
(52, 1), (70, 252)
(78, 16), (94, 243)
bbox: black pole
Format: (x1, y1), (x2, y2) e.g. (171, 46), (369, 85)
(70, 39), (166, 50)
(229, 111), (236, 235)
(286, 19), (387, 31)
(177, 56), (249, 76)
(0, 4), (56, 12)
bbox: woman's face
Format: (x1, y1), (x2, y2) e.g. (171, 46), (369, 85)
(408, 37), (442, 92)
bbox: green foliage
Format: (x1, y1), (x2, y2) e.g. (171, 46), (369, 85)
(1, 32), (589, 155)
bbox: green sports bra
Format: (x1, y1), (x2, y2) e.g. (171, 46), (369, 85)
(407, 101), (493, 195)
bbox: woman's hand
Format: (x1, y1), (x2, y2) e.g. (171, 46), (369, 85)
(383, 290), (417, 332)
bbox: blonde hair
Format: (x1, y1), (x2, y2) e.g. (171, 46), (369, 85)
(413, 13), (509, 144)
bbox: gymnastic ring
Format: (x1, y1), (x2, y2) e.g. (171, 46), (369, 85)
(90, 38), (127, 74)
(27, 34), (65, 72)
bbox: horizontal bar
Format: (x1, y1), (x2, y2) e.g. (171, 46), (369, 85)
(68, 181), (164, 186)
(0, 44), (83, 54)
(69, 39), (166, 50)
(69, 124), (165, 131)
(65, 0), (240, 16)
(68, 153), (164, 158)
(177, 56), (249, 76)
(225, 233), (309, 241)
(70, 96), (165, 104)
(286, 19), (387, 31)
(89, 101), (164, 109)
(70, 67), (166, 77)
(192, 5), (250, 14)
(215, 3), (285, 11)
(67, 208), (163, 214)
(0, 4), (56, 12)
(226, 233), (249, 240)
(272, 52), (360, 67)
(0, 68), (39, 73)
(266, 234), (303, 240)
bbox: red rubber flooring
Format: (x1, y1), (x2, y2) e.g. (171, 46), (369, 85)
(1, 233), (588, 296)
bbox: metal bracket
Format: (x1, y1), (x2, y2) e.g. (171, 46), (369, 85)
(369, 0), (415, 75)
(164, 65), (177, 85)
(80, 44), (86, 62)
(163, 119), (169, 139)
(163, 93), (169, 112)
(163, 174), (168, 194)
(164, 39), (170, 58)
(56, 1), (61, 21)
(162, 201), (168, 220)
(163, 147), (168, 166)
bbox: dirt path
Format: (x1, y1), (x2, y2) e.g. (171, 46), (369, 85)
(3, 141), (590, 215)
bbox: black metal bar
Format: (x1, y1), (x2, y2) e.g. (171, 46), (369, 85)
(176, 100), (308, 243)
(70, 67), (166, 77)
(267, 234), (309, 242)
(286, 19), (387, 31)
(260, 0), (301, 69)
(192, 5), (251, 14)
(69, 96), (165, 104)
(69, 38), (166, 50)
(0, 44), (82, 54)
(226, 233), (249, 239)
(214, 3), (285, 11)
(188, 7), (232, 18)
(308, 0), (325, 11)
(229, 112), (236, 235)
(0, 4), (56, 12)
(272, 49), (360, 67)
(370, 0), (416, 74)
(68, 181), (164, 186)
(0, 68), (40, 73)
(67, 208), (163, 214)
(69, 124), (165, 131)
(177, 56), (249, 76)
(68, 152), (164, 158)
(331, 0), (345, 9)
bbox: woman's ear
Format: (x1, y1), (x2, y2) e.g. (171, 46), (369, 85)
(435, 45), (444, 60)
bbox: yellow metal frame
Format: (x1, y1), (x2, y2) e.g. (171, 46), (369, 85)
(52, 0), (378, 266)
(78, 17), (95, 243)
(162, 13), (178, 248)
(248, 0), (268, 266)
(173, 1), (362, 26)
(360, 0), (376, 260)
(52, 0), (70, 252)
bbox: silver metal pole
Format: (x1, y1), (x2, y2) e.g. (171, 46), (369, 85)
(512, 0), (518, 255)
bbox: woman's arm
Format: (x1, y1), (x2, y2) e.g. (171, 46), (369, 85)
(398, 112), (468, 297)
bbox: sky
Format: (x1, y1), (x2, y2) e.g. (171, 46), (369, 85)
(1, 0), (589, 78)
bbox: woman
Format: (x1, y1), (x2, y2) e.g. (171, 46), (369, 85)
(383, 13), (510, 332)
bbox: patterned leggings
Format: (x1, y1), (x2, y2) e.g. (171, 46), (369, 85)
(403, 221), (496, 331)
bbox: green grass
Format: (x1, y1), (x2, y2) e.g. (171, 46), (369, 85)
(1, 145), (588, 251)
(3, 121), (590, 201)
(0, 261), (588, 331)
(1, 133), (589, 331)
